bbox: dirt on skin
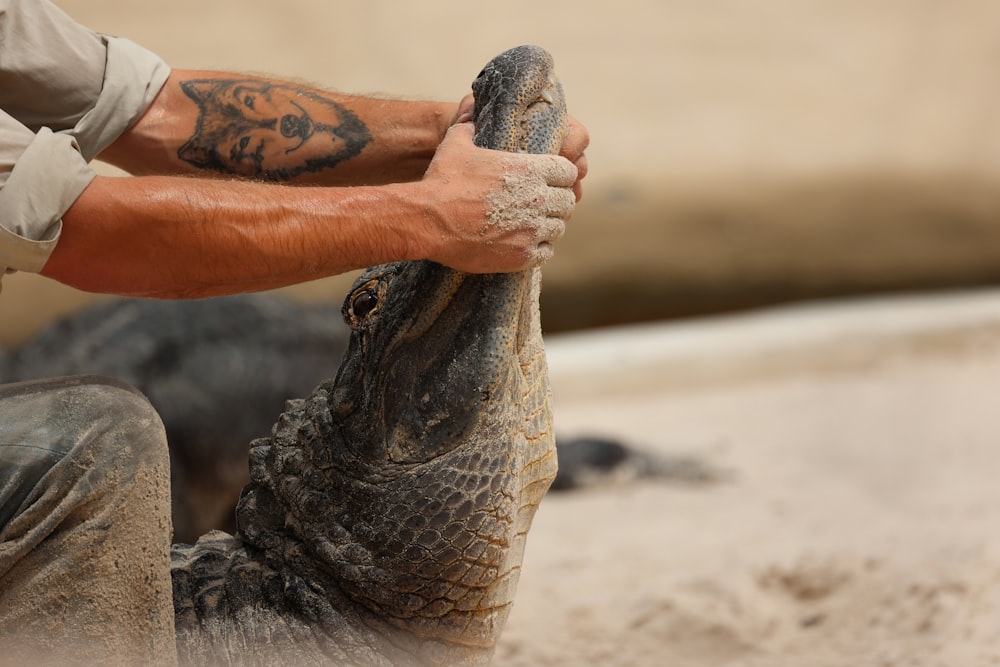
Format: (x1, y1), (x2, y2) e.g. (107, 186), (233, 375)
(484, 156), (576, 266)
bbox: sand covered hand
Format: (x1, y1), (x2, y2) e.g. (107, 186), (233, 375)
(417, 121), (578, 273)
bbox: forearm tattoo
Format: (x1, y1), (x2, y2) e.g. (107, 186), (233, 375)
(178, 79), (372, 181)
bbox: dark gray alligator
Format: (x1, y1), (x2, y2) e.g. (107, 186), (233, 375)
(166, 45), (566, 665)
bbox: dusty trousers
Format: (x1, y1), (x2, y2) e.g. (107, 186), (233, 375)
(0, 375), (177, 667)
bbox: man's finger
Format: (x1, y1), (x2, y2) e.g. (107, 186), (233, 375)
(532, 154), (577, 188)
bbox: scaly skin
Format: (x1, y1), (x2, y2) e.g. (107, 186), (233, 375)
(169, 45), (567, 666)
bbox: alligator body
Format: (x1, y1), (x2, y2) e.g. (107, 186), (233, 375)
(168, 45), (566, 665)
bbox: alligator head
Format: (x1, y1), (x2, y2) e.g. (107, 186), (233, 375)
(231, 45), (566, 665)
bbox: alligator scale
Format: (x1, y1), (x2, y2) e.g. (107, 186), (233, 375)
(169, 45), (567, 666)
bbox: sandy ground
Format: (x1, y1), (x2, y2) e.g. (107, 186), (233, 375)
(496, 290), (1000, 666)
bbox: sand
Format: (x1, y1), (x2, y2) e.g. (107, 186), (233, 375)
(496, 290), (1000, 666)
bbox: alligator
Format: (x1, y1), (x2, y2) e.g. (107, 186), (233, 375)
(165, 44), (567, 665)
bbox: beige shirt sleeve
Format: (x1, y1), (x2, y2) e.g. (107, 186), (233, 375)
(0, 0), (170, 283)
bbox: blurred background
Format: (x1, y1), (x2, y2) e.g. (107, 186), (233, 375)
(5, 0), (1000, 342)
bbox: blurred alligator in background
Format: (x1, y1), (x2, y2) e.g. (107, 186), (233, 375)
(4, 295), (347, 541)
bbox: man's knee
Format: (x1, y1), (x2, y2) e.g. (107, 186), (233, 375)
(59, 375), (167, 458)
(0, 374), (165, 453)
(0, 375), (169, 531)
(0, 376), (177, 666)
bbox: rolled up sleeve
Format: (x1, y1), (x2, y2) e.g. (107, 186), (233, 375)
(0, 0), (170, 282)
(0, 113), (95, 274)
(73, 35), (171, 161)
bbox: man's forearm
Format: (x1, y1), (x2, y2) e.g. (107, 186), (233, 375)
(99, 70), (457, 185)
(55, 86), (582, 296)
(41, 174), (434, 298)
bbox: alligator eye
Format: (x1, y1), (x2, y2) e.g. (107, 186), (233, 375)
(351, 290), (378, 318)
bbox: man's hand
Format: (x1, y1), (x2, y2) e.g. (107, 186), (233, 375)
(454, 92), (590, 202)
(562, 116), (590, 203)
(415, 122), (578, 273)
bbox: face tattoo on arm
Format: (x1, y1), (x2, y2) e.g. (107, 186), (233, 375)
(178, 79), (372, 181)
